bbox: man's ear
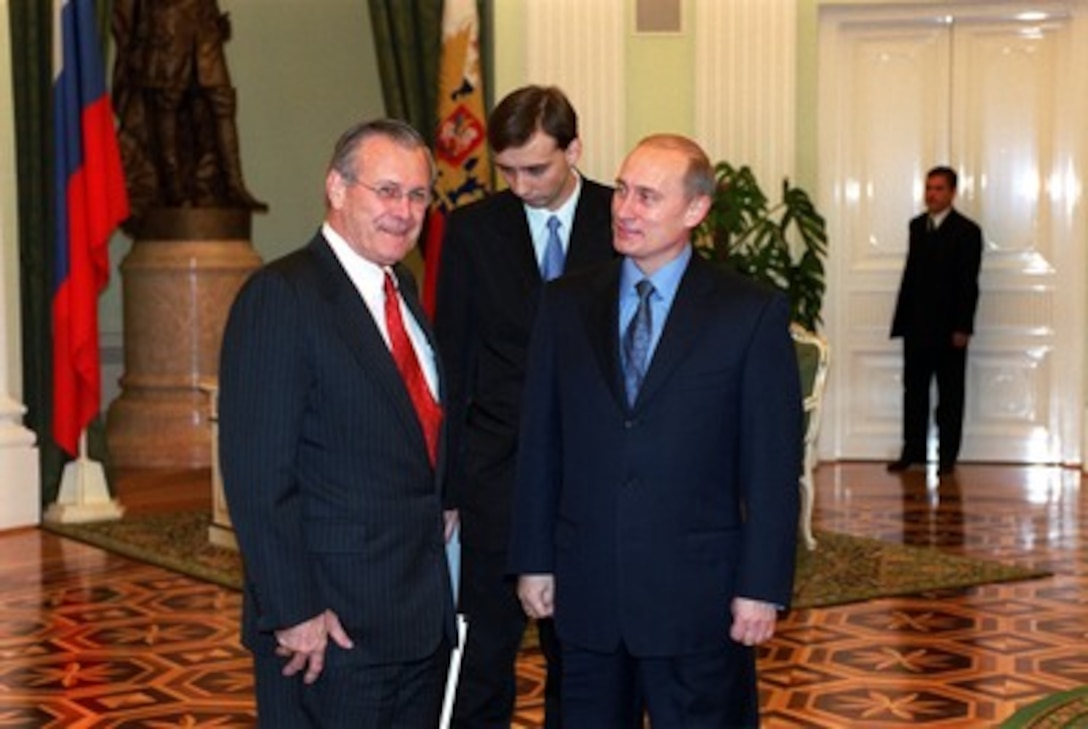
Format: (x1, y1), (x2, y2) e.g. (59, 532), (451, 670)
(326, 169), (347, 210)
(684, 194), (712, 228)
(564, 137), (583, 168)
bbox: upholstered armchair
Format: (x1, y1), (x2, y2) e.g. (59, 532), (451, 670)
(791, 324), (830, 550)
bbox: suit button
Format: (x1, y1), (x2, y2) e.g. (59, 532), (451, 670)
(624, 418), (637, 429)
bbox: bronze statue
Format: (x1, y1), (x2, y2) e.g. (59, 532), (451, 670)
(113, 0), (267, 224)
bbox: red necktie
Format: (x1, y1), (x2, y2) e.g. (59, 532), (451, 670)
(383, 271), (442, 466)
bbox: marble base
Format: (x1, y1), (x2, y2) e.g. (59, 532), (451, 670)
(44, 456), (124, 524)
(0, 401), (39, 530)
(106, 208), (261, 469)
(208, 522), (238, 550)
(202, 381), (237, 550)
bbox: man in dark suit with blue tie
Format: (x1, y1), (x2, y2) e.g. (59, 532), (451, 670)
(888, 165), (983, 475)
(509, 133), (802, 727)
(433, 85), (615, 728)
(219, 119), (456, 728)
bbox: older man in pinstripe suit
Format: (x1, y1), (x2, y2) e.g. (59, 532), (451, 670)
(219, 119), (456, 728)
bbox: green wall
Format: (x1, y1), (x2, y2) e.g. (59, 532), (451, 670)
(625, 1), (694, 144)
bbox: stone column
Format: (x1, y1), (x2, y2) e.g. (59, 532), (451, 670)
(106, 208), (261, 468)
(0, 1), (41, 529)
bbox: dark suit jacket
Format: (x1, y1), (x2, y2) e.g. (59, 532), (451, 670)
(219, 233), (455, 663)
(434, 180), (616, 551)
(508, 254), (802, 657)
(891, 208), (983, 344)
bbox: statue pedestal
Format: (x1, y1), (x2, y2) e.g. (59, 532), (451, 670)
(106, 208), (261, 468)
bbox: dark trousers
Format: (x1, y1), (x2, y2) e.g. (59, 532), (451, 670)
(901, 338), (968, 466)
(251, 633), (449, 729)
(562, 639), (759, 728)
(452, 545), (562, 729)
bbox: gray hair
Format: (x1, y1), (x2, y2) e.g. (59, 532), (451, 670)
(328, 118), (435, 182)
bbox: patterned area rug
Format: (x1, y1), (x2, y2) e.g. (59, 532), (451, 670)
(1000, 686), (1088, 728)
(43, 511), (1048, 608)
(792, 529), (1048, 607)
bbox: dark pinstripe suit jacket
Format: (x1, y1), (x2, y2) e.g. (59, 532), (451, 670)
(219, 232), (455, 663)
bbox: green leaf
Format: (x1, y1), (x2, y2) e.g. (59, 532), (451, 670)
(695, 162), (829, 331)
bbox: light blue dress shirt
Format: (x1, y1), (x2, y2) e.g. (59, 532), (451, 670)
(617, 244), (693, 364)
(525, 173), (583, 270)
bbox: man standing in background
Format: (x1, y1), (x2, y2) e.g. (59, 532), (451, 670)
(433, 85), (615, 728)
(888, 165), (983, 475)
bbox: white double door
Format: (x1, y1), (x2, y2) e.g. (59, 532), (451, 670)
(818, 2), (1088, 465)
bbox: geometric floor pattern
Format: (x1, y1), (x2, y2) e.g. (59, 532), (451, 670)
(759, 463), (1088, 728)
(0, 534), (253, 727)
(0, 462), (1084, 727)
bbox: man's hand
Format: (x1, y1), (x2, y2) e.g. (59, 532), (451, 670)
(274, 609), (354, 684)
(517, 574), (555, 619)
(729, 597), (778, 647)
(951, 331), (971, 348)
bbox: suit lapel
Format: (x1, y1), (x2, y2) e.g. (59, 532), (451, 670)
(582, 262), (626, 409)
(493, 191), (544, 288)
(633, 255), (716, 410)
(307, 237), (431, 462)
(580, 257), (716, 413)
(938, 209), (964, 243)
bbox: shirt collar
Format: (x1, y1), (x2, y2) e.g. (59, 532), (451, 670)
(620, 243), (692, 303)
(524, 171), (583, 242)
(322, 221), (387, 296)
(930, 208), (952, 229)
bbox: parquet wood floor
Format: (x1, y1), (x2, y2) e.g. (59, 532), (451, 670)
(0, 462), (1083, 727)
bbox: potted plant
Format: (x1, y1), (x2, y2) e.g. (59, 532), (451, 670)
(694, 162), (828, 332)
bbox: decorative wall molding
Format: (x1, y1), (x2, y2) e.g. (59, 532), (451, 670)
(693, 0), (797, 186)
(525, 0), (626, 184)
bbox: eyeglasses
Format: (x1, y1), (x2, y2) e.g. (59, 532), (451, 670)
(352, 180), (432, 207)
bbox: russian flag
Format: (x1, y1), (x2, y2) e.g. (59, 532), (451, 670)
(52, 0), (129, 456)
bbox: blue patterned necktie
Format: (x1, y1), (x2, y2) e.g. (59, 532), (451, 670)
(622, 279), (655, 406)
(541, 215), (565, 281)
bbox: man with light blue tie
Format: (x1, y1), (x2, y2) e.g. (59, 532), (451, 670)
(433, 85), (616, 728)
(510, 134), (802, 727)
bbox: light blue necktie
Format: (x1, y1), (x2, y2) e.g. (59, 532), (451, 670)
(541, 215), (565, 281)
(623, 279), (655, 406)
